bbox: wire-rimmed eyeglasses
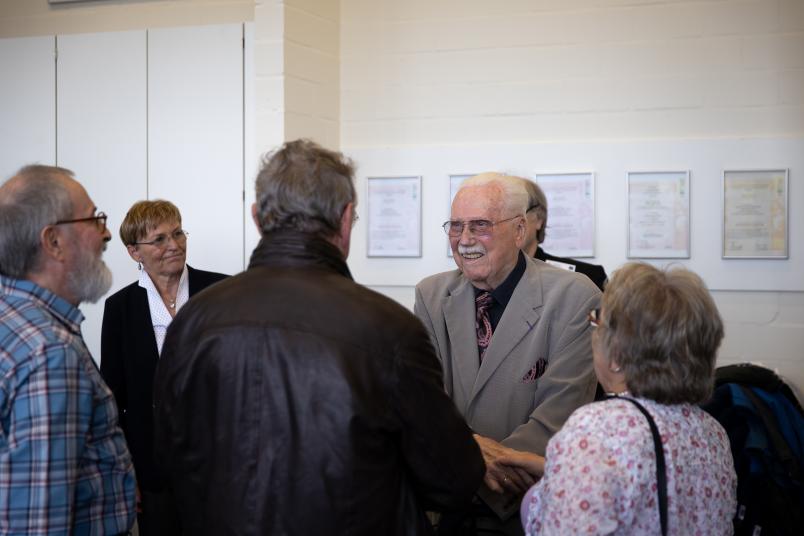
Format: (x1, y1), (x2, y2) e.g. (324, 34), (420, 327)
(135, 229), (189, 248)
(442, 215), (520, 237)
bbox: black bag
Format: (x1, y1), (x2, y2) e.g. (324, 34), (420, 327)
(701, 364), (804, 536)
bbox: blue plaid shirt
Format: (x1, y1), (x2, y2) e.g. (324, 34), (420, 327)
(0, 276), (136, 535)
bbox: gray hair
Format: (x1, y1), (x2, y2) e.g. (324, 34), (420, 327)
(0, 165), (75, 278)
(460, 173), (529, 216)
(521, 179), (548, 244)
(593, 262), (724, 405)
(254, 139), (356, 237)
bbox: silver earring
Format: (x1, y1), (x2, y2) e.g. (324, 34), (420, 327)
(137, 262), (142, 271)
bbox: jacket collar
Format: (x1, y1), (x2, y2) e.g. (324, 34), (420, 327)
(443, 256), (544, 404)
(248, 230), (353, 280)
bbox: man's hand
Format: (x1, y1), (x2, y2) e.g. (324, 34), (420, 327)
(473, 434), (539, 494)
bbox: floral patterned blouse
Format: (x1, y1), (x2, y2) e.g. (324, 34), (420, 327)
(522, 396), (737, 535)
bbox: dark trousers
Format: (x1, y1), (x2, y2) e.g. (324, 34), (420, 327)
(436, 498), (524, 536)
(138, 489), (181, 536)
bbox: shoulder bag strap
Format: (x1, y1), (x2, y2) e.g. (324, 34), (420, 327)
(611, 396), (668, 536)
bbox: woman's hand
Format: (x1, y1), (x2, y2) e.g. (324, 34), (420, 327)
(496, 449), (545, 479)
(473, 434), (541, 494)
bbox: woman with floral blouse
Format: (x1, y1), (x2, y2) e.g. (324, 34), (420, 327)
(500, 263), (737, 535)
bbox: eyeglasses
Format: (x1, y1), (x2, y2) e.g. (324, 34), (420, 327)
(55, 211), (108, 232)
(135, 229), (189, 248)
(442, 215), (521, 237)
(527, 203), (541, 213)
(588, 308), (602, 328)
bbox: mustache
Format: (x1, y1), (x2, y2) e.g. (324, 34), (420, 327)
(457, 245), (485, 256)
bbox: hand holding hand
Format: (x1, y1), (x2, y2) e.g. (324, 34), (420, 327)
(473, 434), (538, 495)
(496, 449), (545, 479)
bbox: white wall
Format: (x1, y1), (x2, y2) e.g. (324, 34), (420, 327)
(340, 0), (804, 397)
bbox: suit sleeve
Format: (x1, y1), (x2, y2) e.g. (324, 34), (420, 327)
(503, 290), (600, 455)
(413, 284), (442, 365)
(100, 296), (127, 427)
(391, 318), (485, 512)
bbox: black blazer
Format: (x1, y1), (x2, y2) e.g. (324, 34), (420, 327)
(535, 246), (608, 291)
(101, 265), (228, 491)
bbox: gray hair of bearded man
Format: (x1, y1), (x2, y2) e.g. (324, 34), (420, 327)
(0, 165), (75, 278)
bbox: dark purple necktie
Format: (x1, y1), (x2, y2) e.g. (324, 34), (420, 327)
(475, 291), (493, 361)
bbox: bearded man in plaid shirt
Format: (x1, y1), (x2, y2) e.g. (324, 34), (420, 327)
(0, 165), (135, 535)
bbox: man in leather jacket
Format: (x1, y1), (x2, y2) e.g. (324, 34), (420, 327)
(153, 139), (485, 535)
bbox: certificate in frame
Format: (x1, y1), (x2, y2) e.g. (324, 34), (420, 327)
(722, 169), (789, 259)
(532, 172), (596, 258)
(366, 176), (422, 258)
(446, 174), (475, 257)
(626, 171), (690, 259)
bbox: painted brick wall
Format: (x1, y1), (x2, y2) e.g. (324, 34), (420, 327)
(342, 0), (804, 145)
(283, 0), (340, 148)
(341, 0), (804, 399)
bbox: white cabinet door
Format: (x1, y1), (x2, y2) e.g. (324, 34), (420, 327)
(0, 36), (56, 180)
(56, 30), (148, 362)
(148, 24), (245, 277)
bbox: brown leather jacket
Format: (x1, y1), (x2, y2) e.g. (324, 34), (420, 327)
(153, 231), (484, 535)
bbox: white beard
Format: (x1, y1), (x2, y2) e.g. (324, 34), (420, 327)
(67, 247), (113, 304)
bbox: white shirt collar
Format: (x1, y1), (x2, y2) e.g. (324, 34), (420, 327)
(138, 265), (190, 355)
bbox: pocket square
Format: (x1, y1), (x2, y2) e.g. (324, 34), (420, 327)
(521, 358), (547, 384)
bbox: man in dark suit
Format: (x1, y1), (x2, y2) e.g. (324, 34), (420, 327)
(520, 178), (608, 291)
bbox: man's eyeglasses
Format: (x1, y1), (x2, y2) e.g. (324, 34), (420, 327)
(442, 215), (520, 237)
(135, 229), (189, 248)
(588, 308), (602, 328)
(55, 212), (108, 232)
(527, 203), (541, 213)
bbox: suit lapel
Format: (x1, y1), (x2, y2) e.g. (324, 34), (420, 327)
(187, 265), (202, 296)
(443, 277), (481, 404)
(471, 259), (544, 401)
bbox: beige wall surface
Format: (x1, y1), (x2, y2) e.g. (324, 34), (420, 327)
(341, 0), (804, 145)
(340, 0), (804, 399)
(283, 0), (340, 148)
(0, 0), (254, 38)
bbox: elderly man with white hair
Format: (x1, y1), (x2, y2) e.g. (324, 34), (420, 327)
(415, 173), (601, 535)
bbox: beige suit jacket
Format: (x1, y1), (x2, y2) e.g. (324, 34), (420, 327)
(414, 256), (601, 455)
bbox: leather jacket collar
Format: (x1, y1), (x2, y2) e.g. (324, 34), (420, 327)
(248, 230), (353, 280)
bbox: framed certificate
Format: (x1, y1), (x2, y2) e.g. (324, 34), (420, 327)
(627, 171), (690, 259)
(446, 174), (475, 256)
(532, 172), (596, 258)
(366, 176), (422, 258)
(722, 169), (788, 259)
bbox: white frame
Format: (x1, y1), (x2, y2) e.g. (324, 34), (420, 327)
(446, 173), (475, 257)
(722, 169), (789, 259)
(532, 172), (596, 258)
(366, 175), (423, 258)
(626, 170), (691, 259)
